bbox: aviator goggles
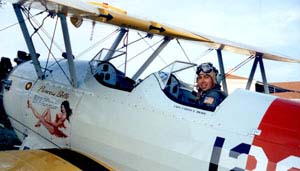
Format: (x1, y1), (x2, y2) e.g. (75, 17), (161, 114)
(196, 63), (217, 75)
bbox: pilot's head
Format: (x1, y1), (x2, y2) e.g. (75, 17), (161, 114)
(196, 62), (218, 91)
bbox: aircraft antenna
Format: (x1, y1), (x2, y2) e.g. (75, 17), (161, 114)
(90, 21), (96, 41)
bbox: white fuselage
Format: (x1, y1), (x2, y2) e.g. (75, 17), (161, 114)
(3, 59), (279, 170)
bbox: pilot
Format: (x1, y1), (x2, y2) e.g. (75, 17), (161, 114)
(195, 62), (226, 111)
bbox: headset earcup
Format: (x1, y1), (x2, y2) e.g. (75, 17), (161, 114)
(216, 74), (222, 84)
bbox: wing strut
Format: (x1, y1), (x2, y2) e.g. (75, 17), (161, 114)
(216, 49), (228, 95)
(246, 53), (269, 94)
(132, 37), (171, 80)
(58, 13), (78, 88)
(103, 28), (127, 61)
(13, 4), (44, 79)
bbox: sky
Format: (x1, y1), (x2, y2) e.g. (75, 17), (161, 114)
(0, 0), (299, 83)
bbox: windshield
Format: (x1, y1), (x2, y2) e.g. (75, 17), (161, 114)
(158, 61), (196, 88)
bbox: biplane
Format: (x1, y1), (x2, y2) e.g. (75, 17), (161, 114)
(0, 0), (300, 170)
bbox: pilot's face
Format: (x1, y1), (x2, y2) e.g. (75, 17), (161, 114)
(197, 74), (214, 91)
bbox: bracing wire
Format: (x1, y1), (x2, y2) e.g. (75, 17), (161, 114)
(24, 7), (63, 53)
(22, 8), (73, 84)
(30, 14), (48, 38)
(0, 21), (21, 32)
(191, 48), (214, 63)
(137, 32), (168, 65)
(0, 9), (45, 32)
(30, 15), (64, 53)
(116, 34), (148, 51)
(176, 39), (192, 63)
(175, 38), (197, 75)
(76, 28), (120, 58)
(224, 55), (255, 77)
(117, 38), (164, 68)
(24, 8), (64, 53)
(44, 16), (59, 76)
(22, 7), (49, 39)
(43, 16), (72, 86)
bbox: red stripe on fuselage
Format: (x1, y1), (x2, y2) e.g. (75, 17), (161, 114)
(249, 98), (300, 170)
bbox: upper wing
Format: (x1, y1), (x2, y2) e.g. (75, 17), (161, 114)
(199, 35), (300, 63)
(12, 0), (300, 63)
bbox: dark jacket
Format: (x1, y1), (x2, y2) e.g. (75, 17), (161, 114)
(196, 85), (226, 111)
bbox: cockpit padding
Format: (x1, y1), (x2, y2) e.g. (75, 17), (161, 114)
(94, 61), (135, 92)
(164, 74), (180, 99)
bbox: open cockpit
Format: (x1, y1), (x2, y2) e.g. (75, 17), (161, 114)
(89, 48), (136, 92)
(158, 61), (197, 105)
(89, 57), (226, 111)
(156, 61), (226, 111)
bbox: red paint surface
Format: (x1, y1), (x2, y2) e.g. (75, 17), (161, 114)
(248, 98), (300, 170)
